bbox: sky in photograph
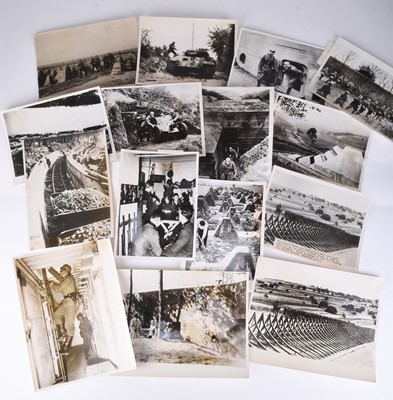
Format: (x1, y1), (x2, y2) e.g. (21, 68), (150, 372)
(198, 178), (264, 197)
(255, 257), (383, 300)
(269, 167), (369, 214)
(204, 86), (271, 100)
(140, 16), (235, 58)
(35, 17), (138, 66)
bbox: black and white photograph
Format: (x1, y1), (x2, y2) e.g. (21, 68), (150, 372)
(308, 37), (393, 141)
(101, 83), (205, 155)
(136, 16), (237, 86)
(14, 240), (136, 390)
(24, 129), (113, 250)
(249, 257), (382, 381)
(117, 269), (248, 377)
(273, 94), (372, 190)
(116, 150), (198, 259)
(199, 87), (273, 182)
(185, 179), (264, 281)
(2, 88), (113, 185)
(35, 17), (138, 99)
(228, 29), (324, 99)
(264, 167), (369, 270)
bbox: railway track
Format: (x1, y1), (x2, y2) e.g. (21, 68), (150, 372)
(45, 156), (74, 194)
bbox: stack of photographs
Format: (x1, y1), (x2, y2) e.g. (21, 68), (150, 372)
(3, 12), (390, 390)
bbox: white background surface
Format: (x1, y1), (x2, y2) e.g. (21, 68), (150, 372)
(0, 0), (392, 398)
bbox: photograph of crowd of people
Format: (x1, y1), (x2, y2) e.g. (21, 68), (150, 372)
(2, 88), (112, 184)
(14, 240), (135, 390)
(136, 17), (237, 86)
(249, 257), (382, 381)
(24, 130), (113, 250)
(102, 83), (204, 155)
(228, 29), (323, 100)
(264, 167), (369, 270)
(199, 87), (273, 183)
(116, 151), (198, 259)
(273, 94), (371, 190)
(117, 269), (248, 377)
(308, 38), (393, 141)
(35, 17), (138, 99)
(185, 179), (264, 282)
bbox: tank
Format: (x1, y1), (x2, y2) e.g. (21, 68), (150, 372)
(166, 48), (216, 79)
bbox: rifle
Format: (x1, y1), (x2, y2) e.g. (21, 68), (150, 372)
(48, 267), (64, 282)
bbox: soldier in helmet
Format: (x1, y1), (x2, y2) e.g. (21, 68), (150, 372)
(49, 264), (78, 355)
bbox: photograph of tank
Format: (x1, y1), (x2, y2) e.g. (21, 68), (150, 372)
(249, 257), (382, 381)
(35, 17), (138, 99)
(273, 94), (372, 190)
(185, 179), (264, 281)
(116, 151), (198, 259)
(264, 167), (369, 270)
(308, 37), (393, 141)
(117, 269), (248, 377)
(24, 129), (112, 250)
(199, 87), (273, 183)
(228, 29), (323, 99)
(136, 16), (237, 86)
(2, 88), (112, 185)
(14, 240), (135, 390)
(102, 83), (205, 155)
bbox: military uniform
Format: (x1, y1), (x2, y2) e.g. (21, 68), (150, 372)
(132, 223), (162, 257)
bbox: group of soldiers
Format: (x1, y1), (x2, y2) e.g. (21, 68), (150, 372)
(317, 67), (393, 126)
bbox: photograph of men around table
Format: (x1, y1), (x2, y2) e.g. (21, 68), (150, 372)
(116, 151), (198, 259)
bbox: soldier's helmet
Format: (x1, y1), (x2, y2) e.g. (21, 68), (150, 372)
(60, 264), (72, 274)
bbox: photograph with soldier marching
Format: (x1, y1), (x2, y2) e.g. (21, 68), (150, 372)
(101, 83), (205, 155)
(35, 17), (138, 100)
(199, 87), (273, 183)
(136, 16), (237, 86)
(185, 179), (265, 283)
(228, 29), (323, 100)
(308, 37), (393, 141)
(13, 239), (135, 390)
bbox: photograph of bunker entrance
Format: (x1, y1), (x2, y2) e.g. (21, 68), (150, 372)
(199, 87), (272, 183)
(24, 130), (112, 250)
(14, 240), (134, 390)
(121, 270), (248, 367)
(35, 17), (139, 99)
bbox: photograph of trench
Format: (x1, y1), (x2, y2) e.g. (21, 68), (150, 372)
(14, 240), (134, 390)
(120, 270), (248, 369)
(24, 130), (112, 250)
(199, 87), (272, 182)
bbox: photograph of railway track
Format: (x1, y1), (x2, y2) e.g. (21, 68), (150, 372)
(227, 29), (323, 100)
(308, 37), (393, 141)
(35, 17), (138, 99)
(249, 257), (382, 381)
(14, 240), (136, 390)
(116, 150), (198, 259)
(101, 83), (205, 155)
(264, 167), (369, 270)
(199, 87), (273, 183)
(136, 17), (237, 87)
(2, 88), (112, 185)
(273, 94), (372, 190)
(24, 129), (113, 250)
(117, 269), (248, 377)
(185, 178), (264, 281)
